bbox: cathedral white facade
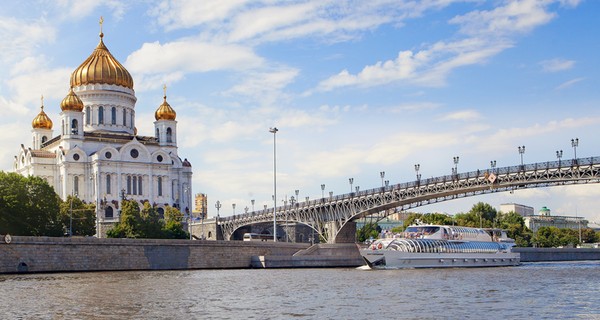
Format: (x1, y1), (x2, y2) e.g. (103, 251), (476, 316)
(14, 28), (193, 236)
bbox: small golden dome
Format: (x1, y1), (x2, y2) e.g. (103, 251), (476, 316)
(154, 95), (176, 121)
(60, 87), (84, 112)
(32, 105), (53, 130)
(70, 33), (134, 90)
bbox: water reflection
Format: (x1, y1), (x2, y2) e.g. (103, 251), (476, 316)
(1, 262), (599, 319)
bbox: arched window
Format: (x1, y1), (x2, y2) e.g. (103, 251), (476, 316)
(86, 106), (91, 125)
(71, 119), (78, 134)
(106, 175), (111, 194)
(155, 128), (160, 141)
(41, 136), (48, 144)
(111, 107), (116, 125)
(122, 109), (127, 126)
(130, 113), (134, 129)
(138, 177), (143, 196)
(98, 106), (104, 124)
(158, 177), (163, 196)
(166, 127), (172, 143)
(61, 120), (65, 135)
(132, 176), (137, 195)
(105, 206), (114, 219)
(127, 176), (131, 194)
(74, 176), (79, 196)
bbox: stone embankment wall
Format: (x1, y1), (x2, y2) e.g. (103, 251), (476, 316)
(0, 236), (309, 274)
(514, 247), (600, 262)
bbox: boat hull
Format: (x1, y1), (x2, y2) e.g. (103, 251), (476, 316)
(361, 250), (520, 269)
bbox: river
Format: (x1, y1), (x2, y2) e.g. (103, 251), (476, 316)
(1, 261), (599, 319)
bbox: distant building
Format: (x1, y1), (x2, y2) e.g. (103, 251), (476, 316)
(194, 193), (208, 219)
(500, 203), (534, 217)
(524, 206), (588, 233)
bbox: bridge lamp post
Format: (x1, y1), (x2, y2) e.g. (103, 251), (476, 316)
(380, 171), (385, 187)
(269, 127), (278, 242)
(321, 184), (325, 198)
(215, 201), (221, 240)
(329, 191), (333, 200)
(232, 203), (236, 216)
(556, 150), (563, 168)
(490, 160), (496, 174)
(251, 199), (255, 212)
(355, 186), (360, 193)
(385, 180), (389, 188)
(349, 178), (354, 194)
(414, 164), (421, 181)
(453, 157), (459, 175)
(305, 196), (309, 203)
(244, 206), (249, 214)
(571, 138), (579, 161)
(290, 196), (296, 242)
(295, 190), (299, 207)
(518, 145), (525, 167)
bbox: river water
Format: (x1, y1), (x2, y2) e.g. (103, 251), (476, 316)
(1, 261), (599, 319)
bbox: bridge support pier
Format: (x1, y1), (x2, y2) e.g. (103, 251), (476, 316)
(325, 221), (356, 244)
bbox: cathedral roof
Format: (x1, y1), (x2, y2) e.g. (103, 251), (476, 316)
(154, 87), (176, 121)
(32, 104), (53, 130)
(60, 87), (84, 112)
(70, 31), (134, 90)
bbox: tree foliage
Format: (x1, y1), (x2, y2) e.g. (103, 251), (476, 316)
(0, 171), (63, 236)
(59, 195), (96, 236)
(356, 222), (380, 242)
(106, 200), (188, 239)
(532, 226), (580, 248)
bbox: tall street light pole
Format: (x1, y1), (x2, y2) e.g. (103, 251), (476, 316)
(215, 201), (221, 240)
(380, 171), (385, 187)
(571, 138), (579, 161)
(414, 164), (421, 181)
(349, 178), (354, 194)
(269, 127), (278, 242)
(556, 150), (563, 167)
(490, 160), (496, 174)
(518, 146), (525, 168)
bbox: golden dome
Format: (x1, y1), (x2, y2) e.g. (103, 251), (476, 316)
(60, 87), (84, 112)
(70, 33), (134, 90)
(32, 104), (53, 130)
(154, 95), (176, 121)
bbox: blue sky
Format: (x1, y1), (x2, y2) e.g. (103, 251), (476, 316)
(1, 0), (600, 224)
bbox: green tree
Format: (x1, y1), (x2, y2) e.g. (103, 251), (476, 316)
(59, 195), (96, 236)
(163, 206), (188, 239)
(106, 201), (188, 239)
(581, 228), (599, 243)
(0, 171), (62, 236)
(106, 200), (142, 238)
(497, 211), (532, 247)
(455, 202), (497, 228)
(533, 227), (579, 248)
(356, 222), (380, 242)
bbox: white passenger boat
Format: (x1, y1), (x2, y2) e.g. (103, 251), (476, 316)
(360, 225), (520, 269)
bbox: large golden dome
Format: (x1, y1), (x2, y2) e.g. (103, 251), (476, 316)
(155, 94), (176, 121)
(70, 33), (134, 90)
(60, 87), (84, 112)
(32, 105), (53, 129)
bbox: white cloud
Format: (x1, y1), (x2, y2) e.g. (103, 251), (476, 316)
(438, 110), (482, 122)
(54, 0), (128, 21)
(224, 68), (299, 105)
(125, 40), (263, 90)
(150, 0), (249, 31)
(555, 77), (584, 90)
(540, 58), (575, 72)
(0, 17), (55, 63)
(449, 0), (557, 37)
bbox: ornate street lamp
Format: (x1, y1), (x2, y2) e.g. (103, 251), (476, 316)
(349, 178), (354, 193)
(380, 171), (385, 187)
(321, 184), (325, 198)
(518, 145), (525, 167)
(414, 164), (421, 181)
(556, 150), (563, 167)
(571, 138), (579, 161)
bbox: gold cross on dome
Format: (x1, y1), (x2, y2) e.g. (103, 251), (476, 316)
(99, 16), (104, 33)
(40, 94), (44, 108)
(163, 84), (167, 97)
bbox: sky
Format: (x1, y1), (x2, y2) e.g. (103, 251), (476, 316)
(1, 0), (600, 225)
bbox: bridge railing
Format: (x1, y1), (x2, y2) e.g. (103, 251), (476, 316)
(218, 156), (600, 223)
